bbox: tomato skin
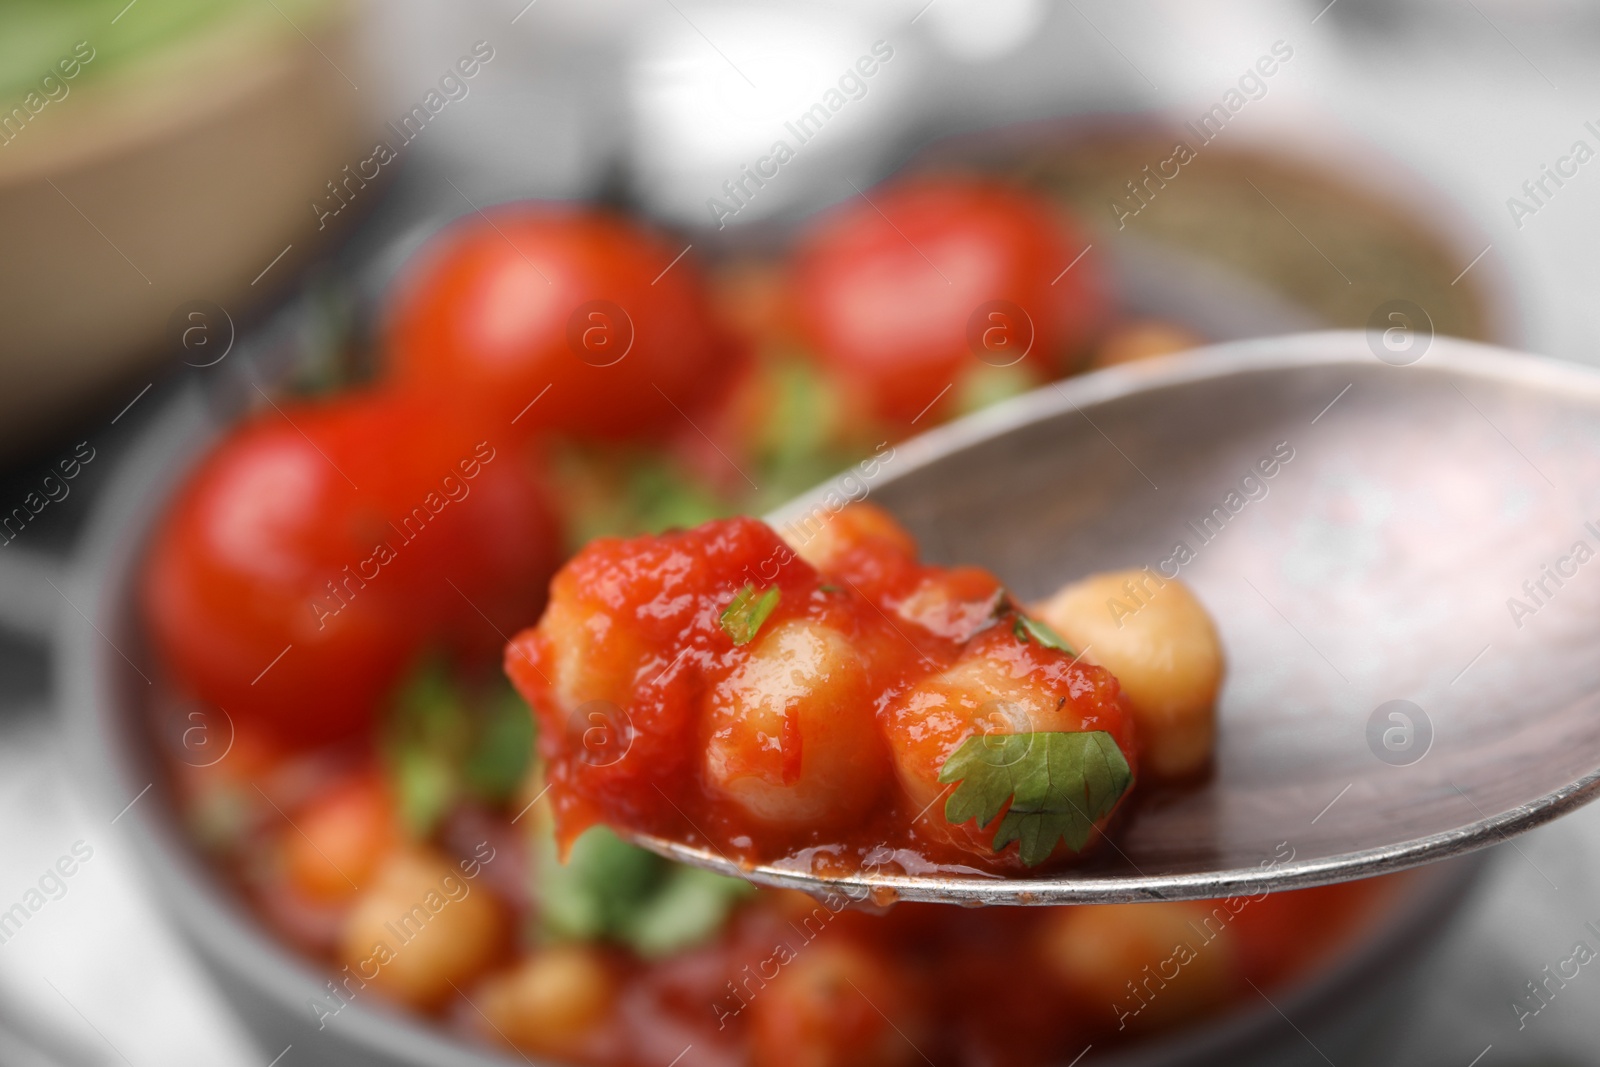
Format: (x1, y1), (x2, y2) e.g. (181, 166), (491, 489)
(385, 205), (736, 441)
(749, 941), (922, 1067)
(792, 177), (1107, 424)
(143, 390), (562, 746)
(281, 770), (397, 903)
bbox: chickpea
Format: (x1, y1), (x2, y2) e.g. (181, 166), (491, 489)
(786, 502), (917, 574)
(474, 945), (615, 1057)
(1038, 901), (1239, 1032)
(1035, 570), (1222, 780)
(704, 619), (889, 829)
(750, 941), (920, 1067)
(337, 847), (505, 1009)
(882, 631), (1135, 860)
(537, 579), (651, 712)
(1091, 321), (1202, 369)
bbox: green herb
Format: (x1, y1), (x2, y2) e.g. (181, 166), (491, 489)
(818, 583), (842, 594)
(740, 354), (885, 515)
(720, 584), (781, 645)
(621, 865), (755, 959)
(937, 731), (1132, 866)
(537, 826), (753, 957)
(624, 457), (730, 535)
(1013, 614), (1077, 656)
(763, 355), (841, 467)
(549, 442), (732, 551)
(539, 826), (664, 942)
(385, 661), (460, 837)
(393, 746), (456, 839)
(384, 658), (535, 838)
(461, 686), (536, 800)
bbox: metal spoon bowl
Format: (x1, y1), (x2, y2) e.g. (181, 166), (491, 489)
(629, 331), (1600, 905)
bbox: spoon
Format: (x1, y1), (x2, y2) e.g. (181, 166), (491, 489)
(627, 331), (1600, 905)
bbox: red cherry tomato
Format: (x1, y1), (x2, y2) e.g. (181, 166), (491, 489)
(791, 177), (1108, 424)
(142, 390), (561, 745)
(750, 941), (923, 1067)
(281, 770), (396, 904)
(385, 205), (735, 441)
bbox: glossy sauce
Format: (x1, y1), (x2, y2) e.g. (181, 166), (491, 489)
(506, 513), (1141, 876)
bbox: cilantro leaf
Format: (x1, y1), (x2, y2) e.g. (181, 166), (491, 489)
(392, 746), (456, 839)
(537, 826), (752, 957)
(720, 584), (781, 645)
(385, 659), (466, 837)
(1012, 614), (1077, 656)
(461, 686), (536, 801)
(384, 659), (535, 837)
(620, 865), (756, 959)
(549, 441), (731, 552)
(539, 826), (665, 942)
(937, 731), (1132, 866)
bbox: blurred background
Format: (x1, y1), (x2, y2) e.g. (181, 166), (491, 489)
(3, 0), (1600, 1064)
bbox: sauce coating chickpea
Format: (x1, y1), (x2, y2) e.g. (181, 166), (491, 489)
(1036, 569), (1222, 779)
(703, 618), (889, 829)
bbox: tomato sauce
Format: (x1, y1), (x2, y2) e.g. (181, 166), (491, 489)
(506, 510), (1141, 876)
(148, 701), (1394, 1067)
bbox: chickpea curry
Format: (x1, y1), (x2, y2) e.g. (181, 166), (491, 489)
(507, 504), (1222, 874)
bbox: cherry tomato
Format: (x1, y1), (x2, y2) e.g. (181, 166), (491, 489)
(385, 205), (735, 441)
(791, 176), (1108, 425)
(750, 941), (922, 1067)
(281, 770), (396, 903)
(143, 389), (561, 745)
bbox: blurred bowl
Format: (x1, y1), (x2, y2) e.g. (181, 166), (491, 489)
(63, 327), (1491, 1067)
(0, 0), (374, 461)
(899, 114), (1523, 350)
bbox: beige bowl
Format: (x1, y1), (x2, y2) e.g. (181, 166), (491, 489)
(0, 0), (374, 460)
